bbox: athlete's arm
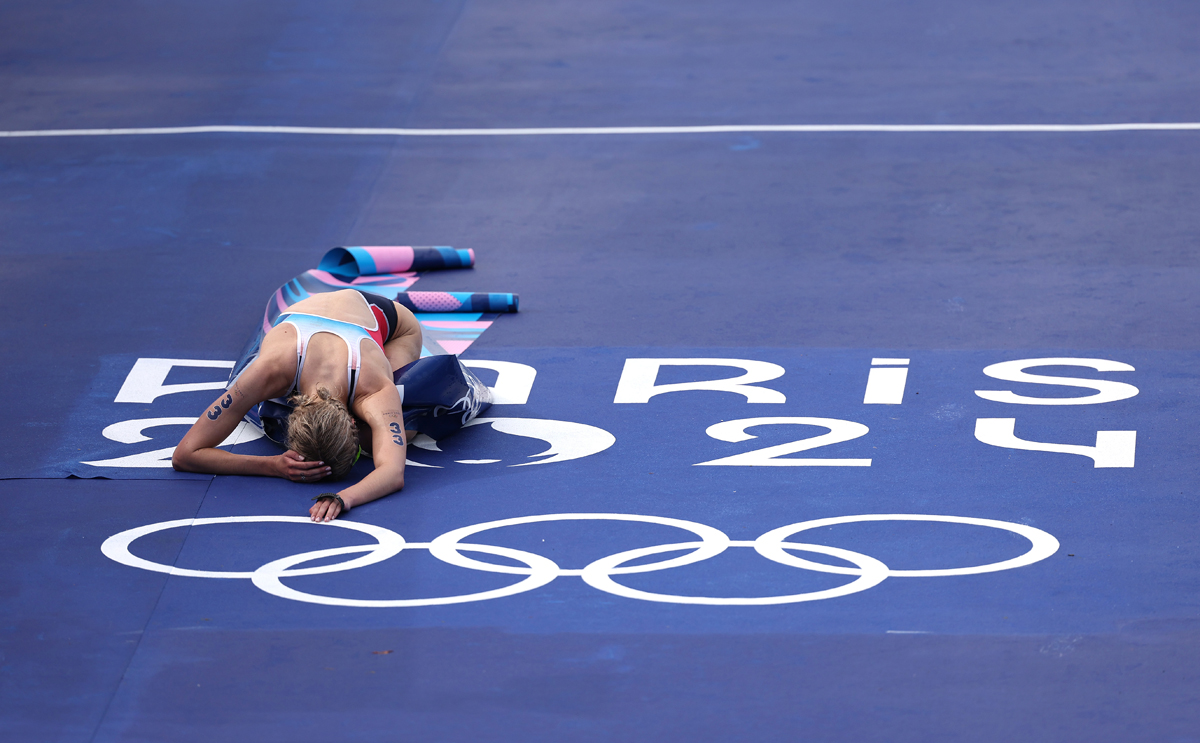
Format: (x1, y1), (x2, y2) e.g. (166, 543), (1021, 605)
(172, 360), (330, 482)
(309, 384), (406, 521)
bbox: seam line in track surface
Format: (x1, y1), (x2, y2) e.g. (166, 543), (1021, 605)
(87, 475), (217, 743)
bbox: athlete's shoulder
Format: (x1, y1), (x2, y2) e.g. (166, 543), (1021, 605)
(239, 332), (296, 395)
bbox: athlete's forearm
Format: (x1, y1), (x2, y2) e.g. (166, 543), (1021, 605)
(332, 459), (405, 509)
(171, 445), (278, 477)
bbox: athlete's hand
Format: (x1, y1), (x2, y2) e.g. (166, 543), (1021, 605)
(273, 450), (331, 482)
(309, 495), (345, 522)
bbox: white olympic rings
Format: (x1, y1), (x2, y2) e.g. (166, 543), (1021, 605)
(100, 512), (1059, 608)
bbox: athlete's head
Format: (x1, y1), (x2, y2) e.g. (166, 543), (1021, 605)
(286, 387), (358, 479)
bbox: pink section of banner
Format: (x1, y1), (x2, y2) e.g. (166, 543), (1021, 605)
(419, 320), (494, 330)
(438, 340), (475, 355)
(363, 246), (415, 273)
(351, 273), (417, 287)
(409, 291), (464, 311)
(306, 268), (419, 290)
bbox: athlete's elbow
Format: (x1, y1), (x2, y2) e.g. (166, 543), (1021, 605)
(387, 467), (405, 494)
(171, 447), (197, 473)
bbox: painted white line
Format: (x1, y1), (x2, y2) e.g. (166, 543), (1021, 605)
(2, 123), (1200, 138)
(863, 366), (909, 405)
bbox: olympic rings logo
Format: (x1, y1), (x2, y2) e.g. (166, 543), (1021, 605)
(101, 512), (1059, 607)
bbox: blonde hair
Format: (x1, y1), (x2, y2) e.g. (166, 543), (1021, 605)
(287, 387), (359, 479)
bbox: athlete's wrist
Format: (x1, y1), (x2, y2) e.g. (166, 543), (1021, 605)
(313, 492), (349, 512)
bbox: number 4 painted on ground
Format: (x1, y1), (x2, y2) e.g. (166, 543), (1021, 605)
(974, 418), (1135, 468)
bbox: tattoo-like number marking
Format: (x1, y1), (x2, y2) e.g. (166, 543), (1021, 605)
(388, 421), (404, 446)
(207, 393), (233, 421)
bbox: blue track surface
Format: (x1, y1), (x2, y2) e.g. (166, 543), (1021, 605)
(2, 1), (1199, 741)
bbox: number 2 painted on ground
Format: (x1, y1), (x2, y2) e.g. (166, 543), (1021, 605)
(695, 417), (871, 467)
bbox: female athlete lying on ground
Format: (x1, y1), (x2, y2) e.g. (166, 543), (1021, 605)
(172, 289), (422, 522)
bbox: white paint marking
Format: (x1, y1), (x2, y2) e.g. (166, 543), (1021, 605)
(82, 418), (265, 468)
(974, 418), (1136, 468)
(864, 367), (909, 404)
(975, 357), (1138, 406)
(4, 123), (1200, 139)
(697, 417), (871, 467)
(461, 360), (537, 404)
(114, 358), (234, 404)
(614, 358), (786, 404)
(102, 512), (1060, 607)
(465, 417), (616, 466)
